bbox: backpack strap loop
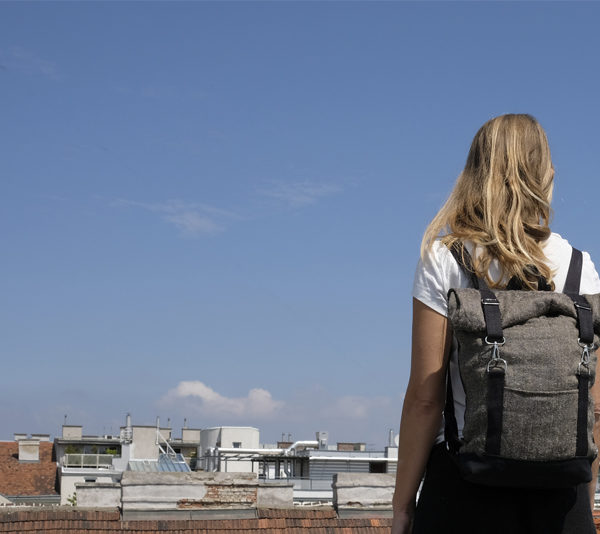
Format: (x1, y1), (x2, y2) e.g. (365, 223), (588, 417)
(480, 289), (504, 343)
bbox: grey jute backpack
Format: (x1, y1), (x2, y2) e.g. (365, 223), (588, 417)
(445, 243), (600, 488)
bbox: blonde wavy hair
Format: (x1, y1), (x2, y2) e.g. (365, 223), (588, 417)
(422, 114), (555, 290)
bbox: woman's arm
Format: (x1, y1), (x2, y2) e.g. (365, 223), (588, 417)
(391, 298), (453, 534)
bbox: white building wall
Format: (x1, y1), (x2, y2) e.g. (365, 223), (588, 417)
(60, 472), (120, 505)
(221, 427), (259, 449)
(199, 427), (260, 474)
(131, 427), (158, 460)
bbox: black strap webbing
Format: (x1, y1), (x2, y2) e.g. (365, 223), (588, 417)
(444, 361), (460, 453)
(480, 288), (503, 343)
(564, 248), (583, 295)
(576, 373), (590, 457)
(564, 248), (594, 345)
(485, 368), (505, 456)
(449, 243), (479, 289)
(449, 243), (504, 342)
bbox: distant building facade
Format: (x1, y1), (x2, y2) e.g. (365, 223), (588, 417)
(1, 416), (399, 507)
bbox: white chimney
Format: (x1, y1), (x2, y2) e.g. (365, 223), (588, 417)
(18, 439), (40, 462)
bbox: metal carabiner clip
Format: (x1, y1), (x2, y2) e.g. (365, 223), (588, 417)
(485, 337), (507, 373)
(577, 338), (594, 375)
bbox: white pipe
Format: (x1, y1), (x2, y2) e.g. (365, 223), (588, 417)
(217, 448), (285, 454)
(306, 456), (396, 461)
(284, 440), (319, 455)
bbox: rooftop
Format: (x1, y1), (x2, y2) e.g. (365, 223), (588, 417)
(1, 508), (600, 533)
(0, 441), (58, 497)
(0, 507), (391, 532)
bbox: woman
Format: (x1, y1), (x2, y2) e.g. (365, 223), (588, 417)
(392, 114), (600, 534)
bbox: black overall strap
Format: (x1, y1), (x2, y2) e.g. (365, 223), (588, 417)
(563, 247), (594, 457)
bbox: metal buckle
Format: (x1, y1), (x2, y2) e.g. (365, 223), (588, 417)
(485, 337), (507, 373)
(577, 339), (593, 376)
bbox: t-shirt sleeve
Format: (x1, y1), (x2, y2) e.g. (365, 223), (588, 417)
(412, 242), (451, 317)
(581, 251), (600, 294)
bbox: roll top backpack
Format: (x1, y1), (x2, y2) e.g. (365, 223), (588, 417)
(445, 244), (600, 488)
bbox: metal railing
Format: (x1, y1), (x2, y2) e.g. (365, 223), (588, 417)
(62, 454), (116, 469)
(260, 477), (332, 491)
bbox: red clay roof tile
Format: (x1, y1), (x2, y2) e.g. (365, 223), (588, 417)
(3, 507), (600, 532)
(0, 442), (57, 496)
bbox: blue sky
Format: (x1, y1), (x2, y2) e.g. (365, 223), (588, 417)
(2, 2), (600, 447)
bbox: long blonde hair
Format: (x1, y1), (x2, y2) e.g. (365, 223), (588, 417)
(422, 114), (555, 290)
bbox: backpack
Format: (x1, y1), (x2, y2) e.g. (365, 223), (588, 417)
(444, 243), (600, 488)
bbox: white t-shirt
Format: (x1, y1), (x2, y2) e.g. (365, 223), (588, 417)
(412, 232), (600, 443)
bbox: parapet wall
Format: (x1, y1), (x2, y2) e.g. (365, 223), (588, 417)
(1, 507), (600, 533)
(76, 471), (294, 518)
(0, 507), (391, 533)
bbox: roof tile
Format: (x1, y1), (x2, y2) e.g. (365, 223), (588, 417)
(0, 442), (58, 496)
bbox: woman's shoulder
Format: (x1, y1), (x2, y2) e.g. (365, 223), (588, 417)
(543, 232), (600, 293)
(422, 239), (465, 277)
(412, 239), (472, 317)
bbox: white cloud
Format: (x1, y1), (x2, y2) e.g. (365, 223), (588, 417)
(1, 46), (58, 79)
(112, 199), (238, 236)
(160, 381), (284, 419)
(259, 180), (342, 208)
(157, 382), (401, 446)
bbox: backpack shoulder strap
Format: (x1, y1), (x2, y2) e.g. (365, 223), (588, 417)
(449, 242), (479, 289)
(562, 247), (594, 457)
(564, 247), (583, 295)
(563, 247), (594, 346)
(445, 242), (503, 454)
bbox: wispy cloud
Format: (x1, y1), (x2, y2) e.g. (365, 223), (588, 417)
(258, 180), (342, 208)
(112, 199), (238, 237)
(320, 395), (392, 420)
(1, 46), (58, 79)
(160, 381), (284, 419)
(157, 382), (400, 445)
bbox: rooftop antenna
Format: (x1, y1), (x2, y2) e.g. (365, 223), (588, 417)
(287, 433), (292, 441)
(183, 418), (187, 429)
(64, 415), (67, 425)
(167, 418), (171, 428)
